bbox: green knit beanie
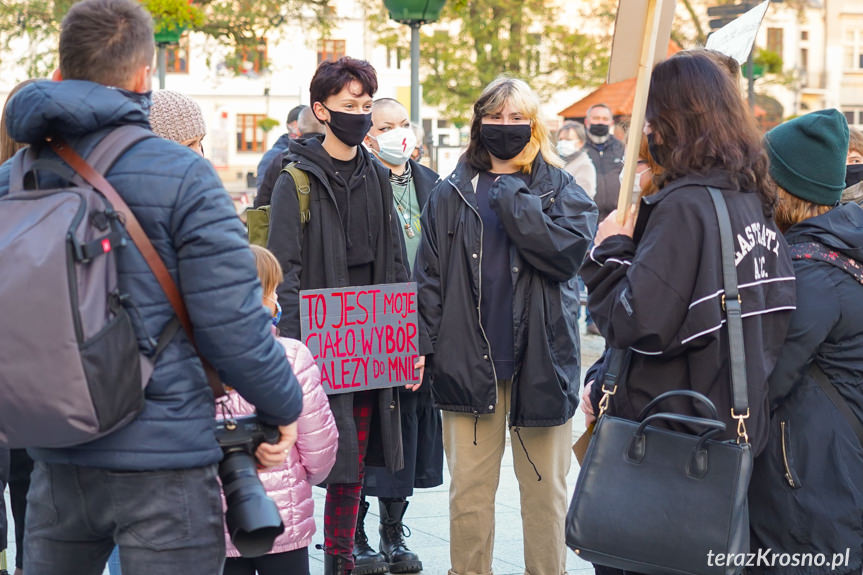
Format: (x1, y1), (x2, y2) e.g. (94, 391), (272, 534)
(764, 109), (849, 205)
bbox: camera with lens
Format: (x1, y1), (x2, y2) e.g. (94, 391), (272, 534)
(215, 414), (285, 557)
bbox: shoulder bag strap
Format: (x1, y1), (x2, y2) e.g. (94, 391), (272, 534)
(809, 363), (863, 447)
(707, 186), (750, 442)
(283, 162), (310, 228)
(49, 134), (225, 399)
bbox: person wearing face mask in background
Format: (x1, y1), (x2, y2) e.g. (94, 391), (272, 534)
(582, 103), (625, 223)
(349, 98), (443, 575)
(414, 76), (596, 575)
(557, 121), (597, 199)
(409, 122), (425, 163)
(842, 127), (863, 205)
(254, 106), (327, 208)
(266, 57), (417, 575)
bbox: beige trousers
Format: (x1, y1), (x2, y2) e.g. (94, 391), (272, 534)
(443, 379), (572, 575)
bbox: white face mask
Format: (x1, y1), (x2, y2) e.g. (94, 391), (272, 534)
(372, 127), (417, 166)
(557, 139), (578, 158)
(619, 165), (650, 196)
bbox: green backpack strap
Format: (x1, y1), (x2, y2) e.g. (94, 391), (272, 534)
(244, 162), (310, 247)
(282, 162), (310, 229)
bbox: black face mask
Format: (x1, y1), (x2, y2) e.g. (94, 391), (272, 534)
(647, 133), (670, 168)
(320, 104), (372, 147)
(588, 123), (610, 138)
(480, 124), (532, 161)
(847, 164), (863, 188)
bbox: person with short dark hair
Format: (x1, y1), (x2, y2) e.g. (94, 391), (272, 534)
(0, 1), (303, 574)
(583, 103), (625, 223)
(254, 106), (326, 208)
(266, 57), (413, 575)
(255, 104), (308, 198)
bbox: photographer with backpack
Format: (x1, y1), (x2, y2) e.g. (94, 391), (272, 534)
(0, 1), (303, 574)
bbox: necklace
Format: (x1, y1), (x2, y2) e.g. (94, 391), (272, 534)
(390, 164), (417, 239)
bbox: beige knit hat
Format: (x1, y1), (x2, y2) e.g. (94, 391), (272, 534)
(149, 90), (206, 144)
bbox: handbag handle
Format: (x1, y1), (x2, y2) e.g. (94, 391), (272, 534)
(636, 390), (719, 422)
(636, 413), (726, 439)
(627, 413), (726, 477)
(706, 187), (749, 443)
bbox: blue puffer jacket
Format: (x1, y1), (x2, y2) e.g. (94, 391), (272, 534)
(0, 80), (303, 470)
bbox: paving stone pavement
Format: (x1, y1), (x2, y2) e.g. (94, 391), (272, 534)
(3, 327), (605, 575)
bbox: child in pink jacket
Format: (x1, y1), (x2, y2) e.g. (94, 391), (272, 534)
(221, 245), (339, 575)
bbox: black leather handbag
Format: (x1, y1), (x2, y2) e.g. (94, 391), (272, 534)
(566, 188), (753, 575)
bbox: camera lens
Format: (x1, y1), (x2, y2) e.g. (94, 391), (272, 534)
(220, 450), (285, 557)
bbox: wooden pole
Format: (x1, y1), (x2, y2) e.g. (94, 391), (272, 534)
(616, 0), (665, 224)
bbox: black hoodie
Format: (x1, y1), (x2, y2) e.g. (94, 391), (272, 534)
(266, 136), (409, 484)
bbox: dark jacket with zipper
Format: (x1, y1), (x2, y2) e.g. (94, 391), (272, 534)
(748, 202), (863, 575)
(267, 137), (409, 483)
(255, 132), (293, 200)
(415, 155), (597, 427)
(583, 135), (624, 221)
(582, 171), (795, 454)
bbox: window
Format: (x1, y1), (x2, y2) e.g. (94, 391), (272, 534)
(766, 28), (783, 58)
(800, 48), (808, 71)
(843, 18), (863, 70)
(800, 30), (809, 42)
(166, 33), (190, 73)
(318, 39), (346, 65)
(844, 109), (863, 127)
(234, 39), (267, 75)
(152, 33), (189, 74)
(236, 114), (266, 153)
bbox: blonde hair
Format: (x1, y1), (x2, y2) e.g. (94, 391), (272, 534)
(465, 76), (562, 174)
(774, 187), (832, 233)
(849, 127), (863, 156)
(250, 245), (283, 296)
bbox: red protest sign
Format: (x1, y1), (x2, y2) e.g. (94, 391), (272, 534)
(300, 282), (420, 395)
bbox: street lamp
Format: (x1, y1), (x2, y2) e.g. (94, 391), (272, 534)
(382, 0), (447, 124)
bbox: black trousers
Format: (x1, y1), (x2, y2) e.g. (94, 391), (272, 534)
(9, 449), (34, 569)
(223, 547), (309, 575)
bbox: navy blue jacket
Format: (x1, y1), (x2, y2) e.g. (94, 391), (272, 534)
(255, 133), (293, 204)
(0, 80), (303, 470)
(749, 202), (863, 573)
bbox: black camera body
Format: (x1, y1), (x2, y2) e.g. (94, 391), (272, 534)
(215, 415), (280, 454)
(216, 414), (285, 557)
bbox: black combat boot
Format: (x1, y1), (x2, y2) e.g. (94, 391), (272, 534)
(353, 497), (389, 575)
(324, 553), (354, 575)
(379, 498), (422, 573)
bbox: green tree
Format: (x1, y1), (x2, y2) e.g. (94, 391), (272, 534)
(369, 0), (612, 125)
(0, 0), (331, 78)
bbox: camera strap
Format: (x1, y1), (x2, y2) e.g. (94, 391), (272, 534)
(50, 129), (226, 399)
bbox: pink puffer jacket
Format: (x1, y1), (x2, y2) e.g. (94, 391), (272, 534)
(220, 337), (338, 556)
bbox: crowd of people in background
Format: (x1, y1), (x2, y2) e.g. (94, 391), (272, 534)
(1, 0), (863, 575)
